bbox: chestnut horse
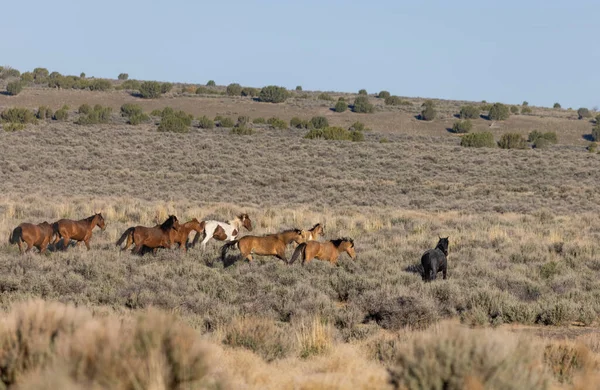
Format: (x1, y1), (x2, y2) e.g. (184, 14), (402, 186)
(220, 228), (305, 264)
(52, 213), (106, 250)
(172, 218), (205, 252)
(9, 221), (55, 254)
(193, 213), (253, 250)
(289, 238), (356, 266)
(116, 215), (180, 255)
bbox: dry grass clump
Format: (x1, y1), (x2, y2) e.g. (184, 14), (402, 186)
(222, 316), (294, 362)
(0, 300), (218, 389)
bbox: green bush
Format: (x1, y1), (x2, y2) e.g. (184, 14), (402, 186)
(195, 86), (218, 95)
(377, 90), (390, 99)
(591, 126), (600, 142)
(310, 116), (329, 129)
(498, 133), (527, 149)
(237, 115), (250, 127)
(385, 96), (411, 106)
(48, 71), (61, 79)
(358, 89), (367, 95)
(0, 67), (20, 79)
(127, 113), (150, 125)
(206, 80), (216, 87)
(577, 107), (591, 119)
(353, 96), (374, 113)
(1, 108), (37, 124)
(139, 81), (163, 99)
(53, 109), (69, 121)
(33, 67), (49, 80)
(553, 102), (561, 109)
(420, 102), (436, 121)
(521, 106), (532, 115)
(305, 126), (363, 141)
(120, 103), (144, 117)
(36, 106), (53, 119)
(88, 79), (112, 91)
(20, 72), (34, 83)
(150, 109), (163, 117)
(121, 79), (141, 90)
(480, 103), (492, 112)
(318, 93), (334, 101)
(230, 127), (255, 135)
(226, 83), (242, 96)
(6, 81), (23, 96)
(451, 119), (473, 133)
(267, 117), (288, 129)
(157, 115), (189, 133)
(460, 132), (495, 148)
(80, 72), (86, 79)
(528, 131), (557, 145)
(75, 105), (112, 125)
(510, 105), (519, 114)
(241, 87), (259, 97)
(219, 117), (235, 128)
(258, 86), (288, 103)
(334, 100), (348, 113)
(78, 104), (92, 115)
(595, 114), (600, 124)
(295, 86), (302, 91)
(349, 121), (366, 131)
(522, 101), (529, 106)
(47, 75), (76, 89)
(197, 115), (214, 129)
(160, 82), (173, 94)
(532, 137), (551, 149)
(459, 105), (479, 119)
(488, 103), (510, 120)
(118, 73), (129, 80)
(252, 117), (266, 124)
(3, 122), (25, 131)
(290, 117), (310, 129)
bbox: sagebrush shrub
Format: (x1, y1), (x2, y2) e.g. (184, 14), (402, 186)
(33, 67), (49, 80)
(592, 125), (600, 142)
(36, 106), (53, 120)
(241, 87), (259, 97)
(310, 116), (329, 129)
(318, 93), (334, 101)
(120, 103), (144, 117)
(20, 72), (34, 83)
(78, 104), (92, 115)
(226, 83), (242, 96)
(358, 89), (367, 95)
(528, 131), (557, 145)
(206, 80), (216, 86)
(195, 86), (218, 95)
(577, 107), (591, 119)
(295, 85), (302, 91)
(219, 117), (235, 128)
(334, 100), (348, 113)
(460, 132), (495, 148)
(305, 126), (363, 141)
(1, 107), (37, 124)
(139, 81), (163, 98)
(0, 66), (20, 79)
(158, 115), (189, 133)
(127, 113), (150, 125)
(75, 105), (112, 125)
(349, 121), (366, 131)
(451, 119), (472, 133)
(6, 81), (23, 96)
(353, 96), (374, 113)
(121, 79), (141, 90)
(3, 122), (25, 131)
(267, 117), (288, 129)
(197, 115), (214, 129)
(88, 79), (112, 91)
(252, 117), (266, 124)
(459, 105), (479, 119)
(236, 115), (250, 127)
(118, 73), (129, 80)
(510, 105), (519, 114)
(521, 106), (532, 115)
(522, 101), (529, 106)
(377, 90), (390, 99)
(420, 103), (436, 121)
(488, 103), (510, 120)
(230, 127), (255, 135)
(553, 102), (561, 109)
(385, 96), (410, 106)
(160, 82), (173, 94)
(258, 86), (289, 103)
(53, 109), (69, 121)
(79, 72), (85, 79)
(498, 133), (527, 149)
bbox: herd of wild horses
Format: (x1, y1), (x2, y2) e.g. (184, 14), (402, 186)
(7, 212), (450, 280)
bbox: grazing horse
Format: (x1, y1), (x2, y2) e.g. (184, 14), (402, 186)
(289, 238), (356, 266)
(172, 218), (205, 252)
(52, 213), (106, 250)
(220, 228), (305, 264)
(116, 215), (180, 255)
(9, 221), (55, 254)
(421, 237), (449, 281)
(193, 213), (253, 250)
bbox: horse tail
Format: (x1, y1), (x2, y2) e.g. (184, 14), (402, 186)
(191, 229), (205, 248)
(220, 240), (238, 262)
(116, 227), (135, 247)
(289, 242), (307, 265)
(9, 226), (22, 245)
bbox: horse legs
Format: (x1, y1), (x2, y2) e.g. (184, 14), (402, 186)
(276, 248), (288, 264)
(84, 240), (91, 250)
(24, 241), (33, 254)
(442, 267), (447, 280)
(17, 241), (24, 254)
(61, 236), (70, 251)
(431, 266), (438, 280)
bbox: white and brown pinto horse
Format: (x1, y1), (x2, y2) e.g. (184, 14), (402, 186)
(192, 213), (253, 250)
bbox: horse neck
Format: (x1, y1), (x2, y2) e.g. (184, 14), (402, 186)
(85, 215), (98, 228)
(228, 218), (242, 230)
(436, 244), (448, 255)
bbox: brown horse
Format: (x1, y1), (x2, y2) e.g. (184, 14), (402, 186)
(9, 221), (55, 254)
(220, 228), (305, 264)
(172, 218), (205, 252)
(297, 223), (325, 247)
(192, 213), (253, 250)
(289, 238), (356, 266)
(116, 215), (180, 255)
(52, 213), (106, 250)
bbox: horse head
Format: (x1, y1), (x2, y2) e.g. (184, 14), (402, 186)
(333, 238), (356, 259)
(436, 236), (449, 256)
(289, 228), (305, 244)
(315, 223), (325, 237)
(95, 213), (106, 231)
(239, 213), (253, 232)
(161, 215), (180, 231)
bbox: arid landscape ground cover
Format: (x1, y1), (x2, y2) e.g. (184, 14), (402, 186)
(0, 75), (600, 389)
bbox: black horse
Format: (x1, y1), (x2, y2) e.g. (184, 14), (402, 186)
(421, 237), (449, 281)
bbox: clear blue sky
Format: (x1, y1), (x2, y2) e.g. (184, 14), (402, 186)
(3, 0), (599, 108)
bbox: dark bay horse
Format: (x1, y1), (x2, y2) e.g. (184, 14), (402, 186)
(116, 215), (180, 255)
(9, 221), (55, 254)
(52, 213), (106, 250)
(220, 228), (305, 264)
(289, 238), (356, 266)
(421, 237), (449, 281)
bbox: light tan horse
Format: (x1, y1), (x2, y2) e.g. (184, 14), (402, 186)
(289, 238), (356, 266)
(52, 213), (106, 250)
(9, 221), (55, 254)
(220, 229), (305, 264)
(297, 223), (325, 247)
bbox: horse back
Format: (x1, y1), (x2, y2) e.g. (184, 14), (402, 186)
(239, 235), (282, 255)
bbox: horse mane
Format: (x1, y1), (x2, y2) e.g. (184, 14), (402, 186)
(309, 223), (321, 231)
(280, 228), (302, 234)
(159, 215), (177, 230)
(330, 237), (354, 247)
